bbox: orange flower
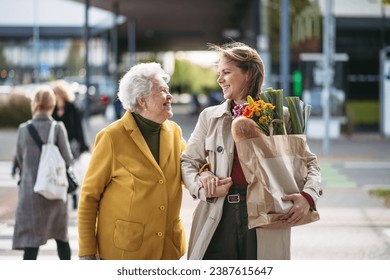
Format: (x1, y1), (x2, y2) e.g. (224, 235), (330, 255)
(242, 107), (254, 118)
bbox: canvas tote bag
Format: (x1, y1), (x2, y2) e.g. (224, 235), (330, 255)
(232, 119), (320, 229)
(32, 121), (68, 202)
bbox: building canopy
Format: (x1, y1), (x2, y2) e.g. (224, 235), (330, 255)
(0, 0), (125, 38)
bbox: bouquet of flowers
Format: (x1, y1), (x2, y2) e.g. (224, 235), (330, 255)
(233, 96), (275, 136)
(232, 87), (312, 136)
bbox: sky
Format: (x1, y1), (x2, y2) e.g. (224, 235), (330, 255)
(175, 51), (219, 67)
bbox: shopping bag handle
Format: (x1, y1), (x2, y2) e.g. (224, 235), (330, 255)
(269, 119), (285, 136)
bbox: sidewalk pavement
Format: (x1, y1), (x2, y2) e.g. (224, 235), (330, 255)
(1, 110), (390, 259)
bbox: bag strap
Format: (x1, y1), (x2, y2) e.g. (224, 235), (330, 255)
(27, 122), (43, 151)
(27, 121), (57, 149)
(269, 119), (284, 136)
(47, 121), (57, 144)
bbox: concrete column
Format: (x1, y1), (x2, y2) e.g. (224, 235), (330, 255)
(280, 0), (290, 99)
(84, 0), (90, 122)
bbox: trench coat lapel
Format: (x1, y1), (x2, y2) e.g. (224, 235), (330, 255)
(121, 111), (164, 176)
(211, 101), (235, 175)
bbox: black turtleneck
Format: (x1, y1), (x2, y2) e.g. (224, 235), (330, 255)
(132, 112), (161, 163)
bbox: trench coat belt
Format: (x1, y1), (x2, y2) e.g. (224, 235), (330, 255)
(226, 193), (247, 204)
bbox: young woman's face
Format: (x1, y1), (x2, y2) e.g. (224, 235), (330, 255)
(216, 56), (248, 104)
(139, 76), (173, 124)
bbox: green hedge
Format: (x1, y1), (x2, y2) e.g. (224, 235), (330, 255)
(345, 101), (379, 125)
(0, 93), (31, 128)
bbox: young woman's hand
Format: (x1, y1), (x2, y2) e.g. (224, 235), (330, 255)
(280, 193), (310, 224)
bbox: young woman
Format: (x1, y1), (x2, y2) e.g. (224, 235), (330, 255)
(181, 42), (322, 260)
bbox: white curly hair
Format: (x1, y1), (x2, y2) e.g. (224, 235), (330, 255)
(117, 62), (170, 113)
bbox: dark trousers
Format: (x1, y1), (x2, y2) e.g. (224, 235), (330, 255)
(23, 239), (71, 260)
(203, 185), (257, 260)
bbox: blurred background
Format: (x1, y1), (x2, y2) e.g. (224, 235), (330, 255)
(1, 0), (390, 261)
(1, 0), (390, 142)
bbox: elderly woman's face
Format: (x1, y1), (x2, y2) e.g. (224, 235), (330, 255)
(140, 76), (173, 123)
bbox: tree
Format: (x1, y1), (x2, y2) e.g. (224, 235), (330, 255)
(267, 0), (313, 64)
(64, 40), (84, 76)
(170, 58), (218, 94)
(0, 43), (7, 70)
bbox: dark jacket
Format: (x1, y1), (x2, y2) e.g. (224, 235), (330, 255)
(52, 101), (89, 156)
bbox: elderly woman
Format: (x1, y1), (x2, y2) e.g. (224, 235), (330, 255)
(13, 86), (73, 260)
(78, 62), (186, 260)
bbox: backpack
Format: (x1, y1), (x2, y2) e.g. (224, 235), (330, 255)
(27, 121), (68, 202)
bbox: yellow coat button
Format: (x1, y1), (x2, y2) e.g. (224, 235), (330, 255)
(158, 180), (164, 184)
(157, 232), (163, 237)
(159, 205), (165, 211)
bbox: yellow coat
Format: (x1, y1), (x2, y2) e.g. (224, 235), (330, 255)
(78, 111), (186, 259)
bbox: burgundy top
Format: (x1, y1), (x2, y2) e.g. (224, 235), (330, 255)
(230, 145), (248, 186)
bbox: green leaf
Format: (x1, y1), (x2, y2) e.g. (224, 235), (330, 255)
(303, 104), (312, 133)
(260, 87), (285, 135)
(286, 96), (311, 134)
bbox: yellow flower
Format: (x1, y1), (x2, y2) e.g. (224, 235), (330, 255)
(243, 96), (276, 136)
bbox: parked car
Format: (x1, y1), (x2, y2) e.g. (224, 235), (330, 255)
(68, 80), (112, 117)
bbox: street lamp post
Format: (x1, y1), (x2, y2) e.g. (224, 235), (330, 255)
(322, 0), (335, 155)
(33, 0), (40, 84)
(84, 0), (90, 124)
(258, 0), (271, 88)
(280, 0), (290, 100)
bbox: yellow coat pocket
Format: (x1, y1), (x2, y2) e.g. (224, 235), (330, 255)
(114, 220), (144, 252)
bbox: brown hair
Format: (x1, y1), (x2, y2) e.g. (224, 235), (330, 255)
(208, 42), (265, 99)
(31, 85), (56, 115)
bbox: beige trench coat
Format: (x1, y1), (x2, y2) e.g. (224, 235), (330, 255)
(181, 100), (322, 260)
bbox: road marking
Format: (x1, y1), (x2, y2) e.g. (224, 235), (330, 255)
(320, 162), (357, 188)
(343, 162), (390, 169)
(383, 228), (390, 238)
(0, 223), (80, 260)
(362, 184), (390, 190)
(0, 161), (18, 188)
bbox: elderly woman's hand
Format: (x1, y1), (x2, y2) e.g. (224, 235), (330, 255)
(198, 171), (233, 198)
(79, 254), (97, 260)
